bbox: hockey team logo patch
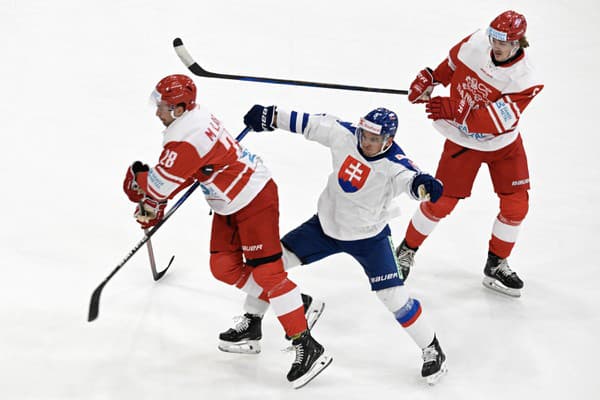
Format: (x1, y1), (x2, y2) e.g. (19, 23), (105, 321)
(338, 155), (370, 193)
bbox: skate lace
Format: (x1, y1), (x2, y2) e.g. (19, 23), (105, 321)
(293, 344), (305, 364)
(282, 343), (304, 364)
(495, 259), (516, 278)
(232, 315), (250, 332)
(422, 346), (438, 363)
(397, 246), (415, 268)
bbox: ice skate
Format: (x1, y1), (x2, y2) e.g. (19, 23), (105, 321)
(220, 293), (325, 353)
(395, 239), (417, 280)
(285, 293), (325, 340)
(218, 313), (262, 354)
(287, 330), (333, 389)
(482, 252), (524, 297)
(303, 293), (325, 331)
(421, 335), (447, 385)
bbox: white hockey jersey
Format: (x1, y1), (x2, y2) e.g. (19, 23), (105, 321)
(276, 109), (422, 241)
(431, 29), (544, 151)
(137, 106), (271, 215)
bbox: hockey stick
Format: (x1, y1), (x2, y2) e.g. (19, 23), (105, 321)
(87, 127), (251, 322)
(144, 229), (174, 281)
(173, 38), (408, 95)
(138, 199), (175, 281)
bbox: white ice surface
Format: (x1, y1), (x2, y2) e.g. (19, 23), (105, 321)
(1, 1), (598, 399)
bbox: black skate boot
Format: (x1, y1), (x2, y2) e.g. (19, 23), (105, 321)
(395, 239), (417, 280)
(285, 293), (326, 340)
(482, 252), (524, 297)
(421, 335), (447, 385)
(287, 330), (333, 389)
(218, 313), (262, 354)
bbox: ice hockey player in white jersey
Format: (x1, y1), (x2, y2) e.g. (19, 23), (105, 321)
(221, 105), (448, 384)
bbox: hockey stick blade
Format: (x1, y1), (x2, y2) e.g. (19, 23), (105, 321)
(87, 194), (193, 322)
(154, 255), (175, 281)
(173, 38), (408, 95)
(88, 282), (105, 321)
(87, 233), (150, 322)
(143, 227), (174, 281)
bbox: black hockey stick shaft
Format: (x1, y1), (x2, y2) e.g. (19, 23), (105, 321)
(87, 127), (251, 322)
(173, 38), (408, 95)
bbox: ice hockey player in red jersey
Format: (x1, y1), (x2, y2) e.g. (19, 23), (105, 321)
(121, 74), (332, 389)
(396, 10), (544, 297)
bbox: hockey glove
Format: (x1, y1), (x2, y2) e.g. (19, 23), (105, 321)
(135, 195), (167, 229)
(411, 173), (443, 203)
(408, 68), (436, 103)
(426, 96), (471, 125)
(123, 161), (149, 202)
(243, 105), (276, 132)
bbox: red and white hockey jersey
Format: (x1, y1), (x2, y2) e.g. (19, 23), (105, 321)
(431, 29), (544, 151)
(137, 106), (271, 215)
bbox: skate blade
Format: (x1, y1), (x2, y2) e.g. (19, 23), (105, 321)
(425, 361), (448, 386)
(306, 299), (325, 331)
(218, 339), (261, 354)
(285, 299), (326, 341)
(482, 277), (521, 297)
(291, 352), (333, 390)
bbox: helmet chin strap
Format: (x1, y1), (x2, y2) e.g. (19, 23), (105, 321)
(366, 143), (391, 157)
(376, 139), (393, 155)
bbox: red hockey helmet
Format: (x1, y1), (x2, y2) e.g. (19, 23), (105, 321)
(488, 10), (527, 42)
(152, 74), (197, 111)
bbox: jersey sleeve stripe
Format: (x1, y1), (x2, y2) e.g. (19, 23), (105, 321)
(146, 168), (179, 200)
(290, 111), (298, 133)
(276, 108), (309, 134)
(289, 110), (310, 133)
(146, 184), (169, 201)
(486, 105), (503, 133)
(301, 112), (309, 132)
(505, 96), (522, 118)
(492, 99), (519, 131)
(447, 56), (456, 71)
(155, 165), (186, 184)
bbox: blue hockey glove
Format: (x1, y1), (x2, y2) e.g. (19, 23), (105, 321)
(411, 173), (443, 203)
(244, 105), (276, 132)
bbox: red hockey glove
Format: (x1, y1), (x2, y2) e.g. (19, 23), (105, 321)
(123, 161), (149, 202)
(408, 68), (436, 103)
(135, 196), (167, 229)
(425, 96), (471, 125)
